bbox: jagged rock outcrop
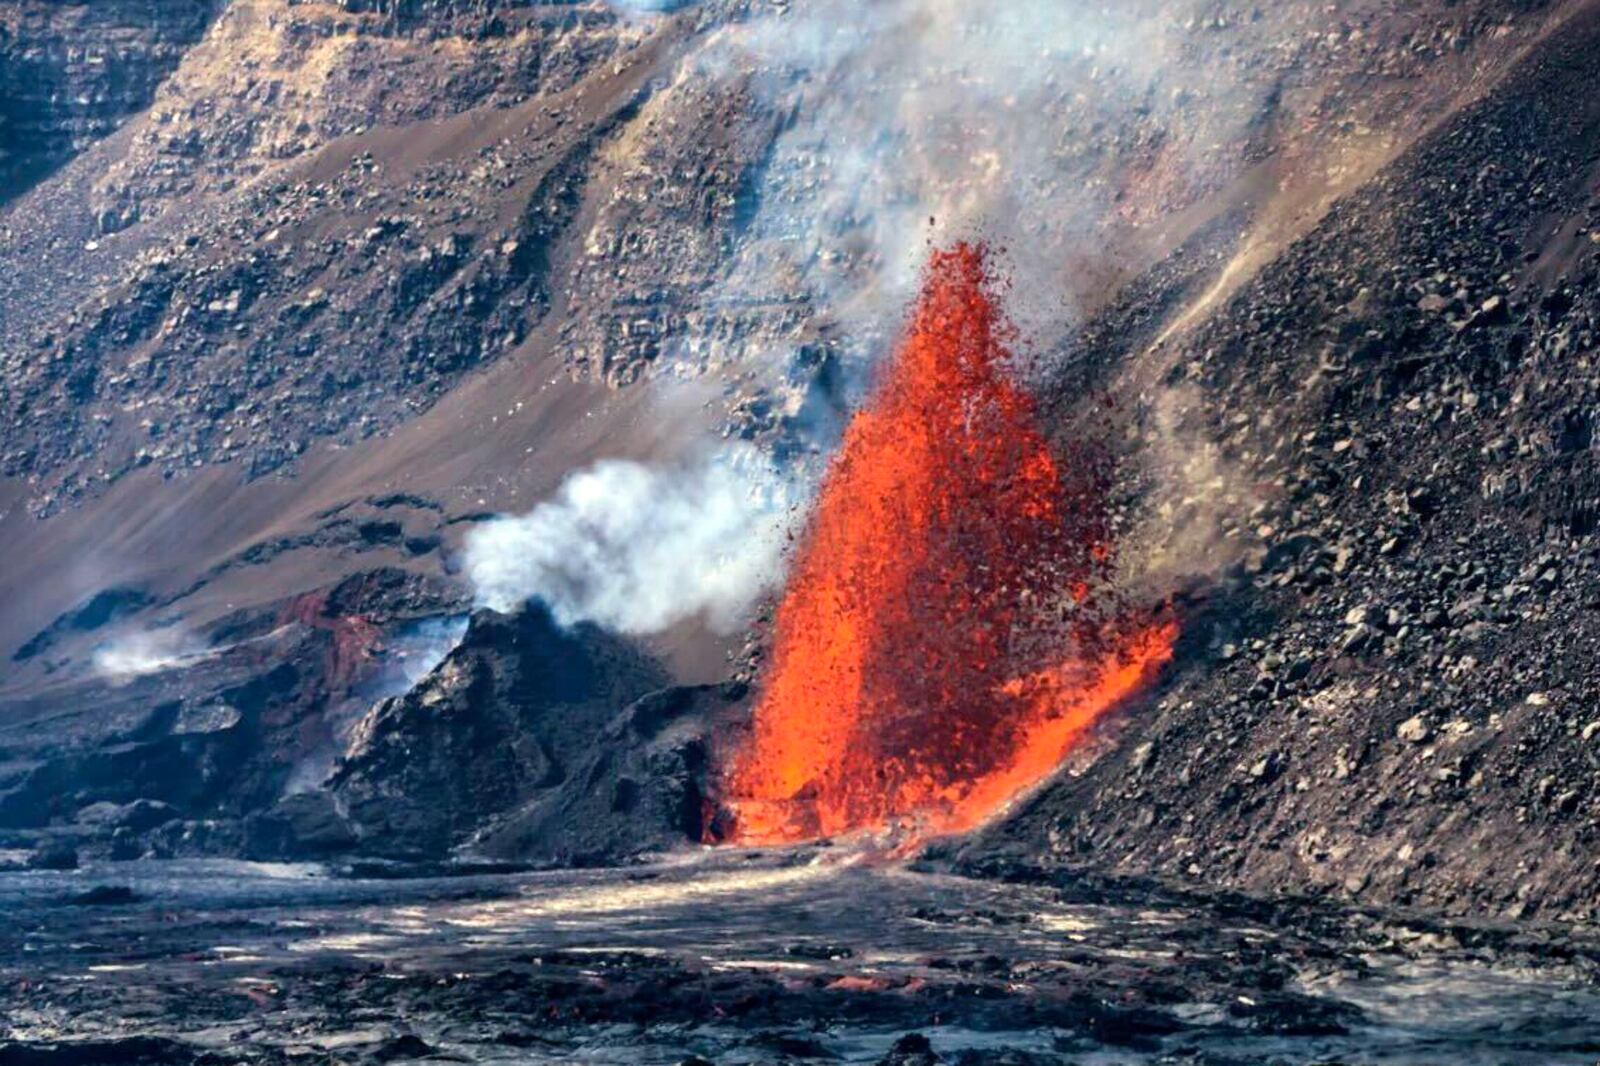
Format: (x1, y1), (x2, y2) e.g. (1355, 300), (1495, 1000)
(327, 604), (742, 863)
(470, 680), (747, 863)
(0, 567), (464, 860)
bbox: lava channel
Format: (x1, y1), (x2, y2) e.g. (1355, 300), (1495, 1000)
(717, 242), (1177, 846)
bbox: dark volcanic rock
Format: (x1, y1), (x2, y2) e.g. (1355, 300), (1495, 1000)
(879, 1033), (943, 1066)
(242, 791), (357, 860)
(331, 604), (735, 863)
(11, 586), (153, 662)
(25, 840), (77, 871)
(65, 884), (142, 906)
(471, 681), (747, 863)
(0, 1036), (206, 1065)
(75, 799), (180, 834)
(977, 5), (1600, 919)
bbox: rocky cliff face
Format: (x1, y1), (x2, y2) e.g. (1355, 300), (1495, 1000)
(0, 0), (1551, 519)
(0, 1), (219, 203)
(0, 0), (671, 519)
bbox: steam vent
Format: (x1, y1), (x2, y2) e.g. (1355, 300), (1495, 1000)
(4, 1), (1600, 1062)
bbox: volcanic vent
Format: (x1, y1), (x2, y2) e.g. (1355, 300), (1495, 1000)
(718, 244), (1176, 846)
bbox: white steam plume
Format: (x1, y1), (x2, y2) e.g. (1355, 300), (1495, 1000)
(529, 1), (1283, 635)
(465, 445), (803, 634)
(93, 627), (211, 683)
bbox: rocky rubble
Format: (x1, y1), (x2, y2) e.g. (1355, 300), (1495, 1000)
(977, 3), (1600, 920)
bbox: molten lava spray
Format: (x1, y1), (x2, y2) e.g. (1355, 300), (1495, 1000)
(721, 243), (1176, 845)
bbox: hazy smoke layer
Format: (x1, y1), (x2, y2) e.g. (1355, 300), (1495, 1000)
(387, 615), (471, 691)
(465, 446), (801, 634)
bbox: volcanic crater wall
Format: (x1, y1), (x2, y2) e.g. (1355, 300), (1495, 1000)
(973, 2), (1600, 922)
(0, 0), (220, 203)
(1, 0), (1596, 918)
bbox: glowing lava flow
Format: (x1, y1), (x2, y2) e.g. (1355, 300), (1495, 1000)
(720, 243), (1177, 845)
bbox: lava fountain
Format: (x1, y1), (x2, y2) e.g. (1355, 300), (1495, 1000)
(719, 243), (1177, 846)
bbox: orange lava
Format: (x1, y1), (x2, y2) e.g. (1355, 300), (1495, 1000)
(719, 243), (1176, 846)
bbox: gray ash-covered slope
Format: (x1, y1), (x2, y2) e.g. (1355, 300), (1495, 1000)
(328, 603), (746, 864)
(974, 5), (1600, 921)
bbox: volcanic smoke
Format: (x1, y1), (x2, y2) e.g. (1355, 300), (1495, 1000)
(720, 243), (1177, 845)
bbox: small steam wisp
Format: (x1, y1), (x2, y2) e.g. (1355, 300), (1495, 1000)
(92, 627), (212, 683)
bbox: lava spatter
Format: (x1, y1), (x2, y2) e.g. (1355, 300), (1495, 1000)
(720, 243), (1175, 845)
